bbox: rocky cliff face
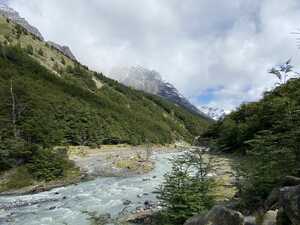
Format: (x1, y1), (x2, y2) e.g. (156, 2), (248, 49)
(0, 4), (44, 40)
(47, 41), (77, 61)
(0, 3), (77, 61)
(110, 66), (210, 118)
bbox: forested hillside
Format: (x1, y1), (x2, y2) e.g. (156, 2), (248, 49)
(200, 75), (300, 207)
(0, 16), (209, 185)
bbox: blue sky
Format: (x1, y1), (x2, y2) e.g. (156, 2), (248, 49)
(7, 0), (300, 112)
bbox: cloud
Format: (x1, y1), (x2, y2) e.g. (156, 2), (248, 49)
(8, 0), (300, 112)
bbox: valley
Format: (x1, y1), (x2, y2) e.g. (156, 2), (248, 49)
(1, 1), (300, 225)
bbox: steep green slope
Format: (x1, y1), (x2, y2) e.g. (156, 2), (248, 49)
(200, 77), (300, 207)
(0, 16), (210, 183)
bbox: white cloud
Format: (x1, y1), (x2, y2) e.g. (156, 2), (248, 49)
(8, 0), (300, 112)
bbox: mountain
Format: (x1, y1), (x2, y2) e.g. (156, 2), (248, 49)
(0, 12), (211, 146)
(110, 66), (210, 119)
(47, 41), (77, 61)
(0, 3), (43, 40)
(0, 13), (211, 183)
(200, 106), (225, 120)
(0, 3), (77, 61)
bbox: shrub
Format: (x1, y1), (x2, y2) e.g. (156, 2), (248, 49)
(26, 44), (34, 55)
(157, 149), (215, 225)
(27, 148), (69, 181)
(61, 57), (66, 65)
(2, 166), (34, 191)
(38, 48), (44, 56)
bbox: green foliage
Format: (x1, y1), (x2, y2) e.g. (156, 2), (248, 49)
(14, 24), (26, 39)
(157, 150), (215, 225)
(61, 57), (66, 65)
(27, 147), (69, 181)
(0, 166), (34, 192)
(26, 44), (33, 55)
(38, 48), (44, 56)
(0, 45), (209, 182)
(238, 130), (298, 209)
(201, 77), (300, 208)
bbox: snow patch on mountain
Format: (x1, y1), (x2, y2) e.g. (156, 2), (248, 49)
(200, 106), (226, 120)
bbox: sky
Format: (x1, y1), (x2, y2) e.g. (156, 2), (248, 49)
(6, 0), (300, 112)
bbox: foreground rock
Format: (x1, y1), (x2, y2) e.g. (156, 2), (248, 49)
(261, 210), (277, 225)
(184, 206), (244, 225)
(279, 185), (300, 225)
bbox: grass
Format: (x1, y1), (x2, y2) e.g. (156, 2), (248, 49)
(0, 15), (103, 90)
(0, 16), (11, 35)
(0, 166), (34, 192)
(114, 155), (154, 173)
(213, 175), (237, 202)
(0, 162), (81, 193)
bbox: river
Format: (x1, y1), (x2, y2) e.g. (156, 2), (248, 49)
(0, 152), (177, 225)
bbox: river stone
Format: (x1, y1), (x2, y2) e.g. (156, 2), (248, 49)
(279, 185), (300, 225)
(184, 206), (244, 225)
(206, 206), (244, 225)
(265, 188), (280, 210)
(123, 200), (132, 205)
(184, 214), (207, 225)
(244, 216), (256, 225)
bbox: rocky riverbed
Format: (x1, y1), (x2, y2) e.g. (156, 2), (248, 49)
(0, 147), (237, 225)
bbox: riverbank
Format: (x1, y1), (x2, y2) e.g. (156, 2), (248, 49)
(0, 152), (180, 225)
(0, 149), (239, 225)
(0, 144), (184, 196)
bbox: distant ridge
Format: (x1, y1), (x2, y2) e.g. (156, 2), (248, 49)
(110, 66), (211, 119)
(0, 3), (77, 61)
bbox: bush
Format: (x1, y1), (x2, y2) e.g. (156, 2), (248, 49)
(201, 77), (300, 209)
(61, 57), (66, 65)
(1, 166), (34, 191)
(238, 130), (298, 209)
(27, 148), (69, 181)
(26, 44), (34, 55)
(157, 149), (215, 225)
(38, 48), (44, 56)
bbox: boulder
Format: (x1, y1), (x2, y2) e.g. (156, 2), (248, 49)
(123, 200), (132, 205)
(122, 209), (153, 224)
(276, 208), (292, 225)
(279, 185), (300, 225)
(184, 215), (207, 225)
(184, 206), (244, 225)
(261, 210), (278, 225)
(206, 206), (245, 225)
(244, 216), (256, 225)
(265, 188), (280, 210)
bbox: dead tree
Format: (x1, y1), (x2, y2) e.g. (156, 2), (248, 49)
(145, 140), (153, 162)
(10, 79), (17, 138)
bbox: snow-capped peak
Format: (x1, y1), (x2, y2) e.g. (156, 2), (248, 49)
(200, 106), (226, 120)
